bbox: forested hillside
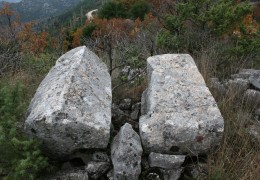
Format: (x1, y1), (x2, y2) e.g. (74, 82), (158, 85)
(9, 0), (86, 22)
(0, 0), (259, 179)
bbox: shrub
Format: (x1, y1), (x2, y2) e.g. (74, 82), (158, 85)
(98, 1), (128, 19)
(82, 22), (97, 38)
(130, 0), (151, 20)
(0, 83), (48, 180)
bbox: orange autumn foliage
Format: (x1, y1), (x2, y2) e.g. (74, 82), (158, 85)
(72, 27), (83, 48)
(17, 23), (48, 55)
(0, 3), (14, 16)
(0, 3), (49, 55)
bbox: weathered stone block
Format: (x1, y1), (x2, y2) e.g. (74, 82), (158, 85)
(139, 54), (224, 155)
(25, 46), (112, 158)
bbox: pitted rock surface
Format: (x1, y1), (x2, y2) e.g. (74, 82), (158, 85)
(139, 54), (224, 155)
(111, 123), (143, 180)
(25, 46), (112, 158)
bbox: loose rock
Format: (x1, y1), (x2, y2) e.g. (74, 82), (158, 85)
(130, 102), (141, 120)
(225, 79), (249, 93)
(161, 169), (183, 180)
(149, 152), (185, 169)
(48, 168), (88, 180)
(24, 46), (112, 158)
(111, 123), (143, 180)
(249, 72), (260, 90)
(243, 89), (260, 107)
(209, 78), (226, 96)
(86, 161), (110, 179)
(247, 124), (260, 144)
(119, 98), (132, 110)
(139, 54), (224, 155)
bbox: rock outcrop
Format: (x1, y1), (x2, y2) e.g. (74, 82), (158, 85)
(139, 54), (224, 155)
(25, 46), (112, 158)
(111, 123), (143, 180)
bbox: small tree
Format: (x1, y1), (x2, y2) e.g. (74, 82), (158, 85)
(98, 1), (128, 19)
(156, 0), (252, 52)
(0, 83), (48, 180)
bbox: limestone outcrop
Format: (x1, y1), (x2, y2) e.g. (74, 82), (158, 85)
(24, 46), (112, 158)
(139, 54), (224, 155)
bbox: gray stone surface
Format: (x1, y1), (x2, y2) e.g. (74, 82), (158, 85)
(111, 123), (143, 180)
(188, 163), (208, 179)
(247, 124), (260, 144)
(254, 109), (260, 121)
(141, 89), (148, 115)
(92, 152), (110, 163)
(231, 69), (260, 81)
(161, 169), (183, 180)
(86, 161), (110, 179)
(239, 69), (260, 75)
(119, 98), (132, 110)
(209, 78), (226, 96)
(112, 104), (137, 130)
(146, 172), (161, 180)
(24, 46), (112, 158)
(107, 169), (114, 180)
(148, 152), (185, 169)
(130, 102), (141, 120)
(139, 54), (224, 155)
(225, 79), (249, 93)
(69, 151), (92, 165)
(243, 89), (260, 107)
(48, 169), (88, 180)
(249, 72), (260, 90)
(231, 73), (251, 80)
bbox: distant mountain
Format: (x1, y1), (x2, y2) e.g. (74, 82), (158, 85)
(0, 0), (20, 8)
(9, 0), (84, 22)
(0, 0), (21, 2)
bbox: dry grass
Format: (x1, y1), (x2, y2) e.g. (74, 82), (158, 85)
(207, 90), (260, 180)
(195, 46), (260, 180)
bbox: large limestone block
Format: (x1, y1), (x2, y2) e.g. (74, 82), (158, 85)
(111, 123), (143, 180)
(25, 46), (112, 158)
(139, 54), (224, 155)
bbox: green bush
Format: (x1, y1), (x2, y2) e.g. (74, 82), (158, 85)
(157, 0), (252, 52)
(82, 22), (97, 38)
(130, 0), (151, 20)
(98, 0), (151, 20)
(98, 1), (128, 19)
(0, 83), (48, 180)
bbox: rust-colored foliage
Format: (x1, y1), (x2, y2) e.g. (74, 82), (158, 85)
(16, 22), (48, 55)
(0, 4), (49, 55)
(72, 27), (83, 48)
(0, 3), (14, 16)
